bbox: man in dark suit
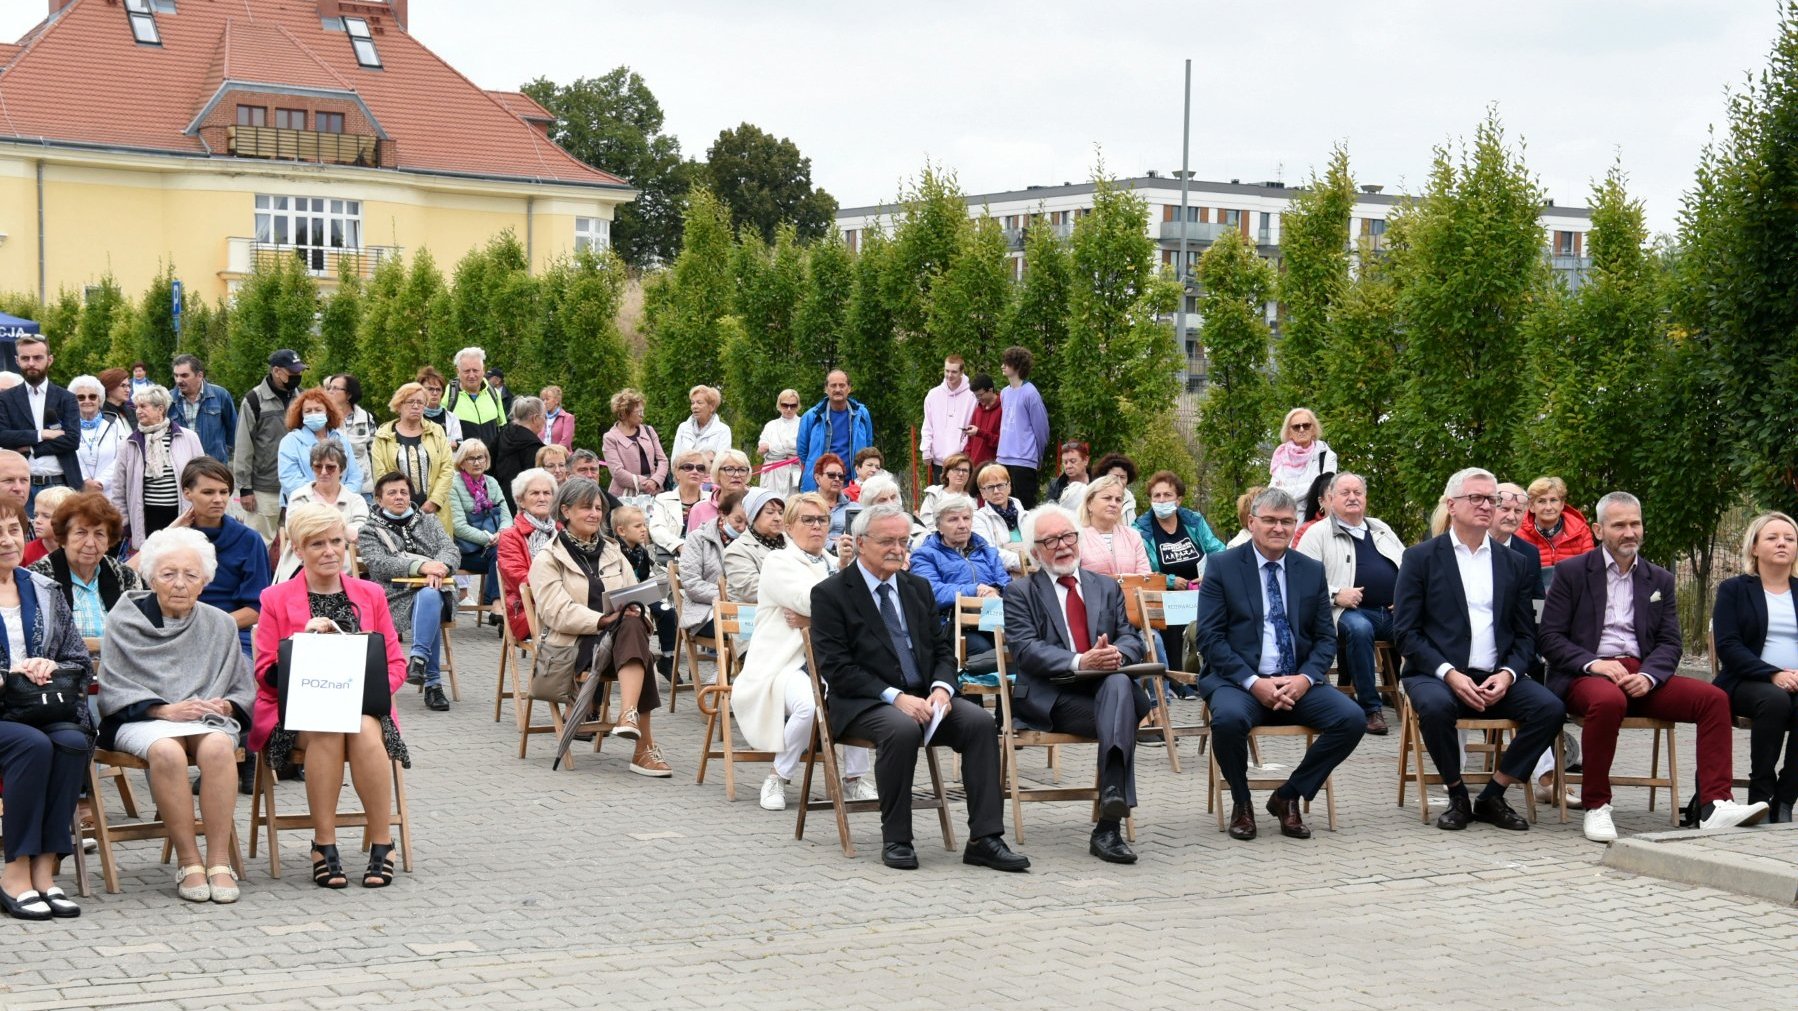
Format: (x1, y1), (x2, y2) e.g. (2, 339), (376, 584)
(1539, 491), (1766, 840)
(1004, 503), (1151, 863)
(1195, 487), (1366, 841)
(810, 503), (1029, 872)
(0, 335), (80, 516)
(1394, 467), (1564, 831)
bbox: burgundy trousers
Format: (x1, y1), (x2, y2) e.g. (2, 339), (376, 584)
(1564, 669), (1734, 809)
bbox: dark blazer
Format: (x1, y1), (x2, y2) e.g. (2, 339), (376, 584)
(1002, 567), (1146, 729)
(810, 563), (958, 737)
(1712, 573), (1798, 694)
(1194, 542), (1336, 687)
(1538, 547), (1681, 697)
(1393, 533), (1536, 679)
(0, 381), (82, 481)
(1501, 536), (1544, 599)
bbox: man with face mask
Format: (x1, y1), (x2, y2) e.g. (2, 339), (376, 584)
(231, 349), (304, 543)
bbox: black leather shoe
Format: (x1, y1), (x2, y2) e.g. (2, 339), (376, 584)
(406, 655), (426, 686)
(1097, 785), (1129, 822)
(424, 685), (450, 712)
(1472, 793), (1530, 831)
(963, 834), (1030, 872)
(882, 842), (919, 870)
(1266, 793), (1312, 840)
(1228, 801), (1257, 841)
(1089, 825), (1137, 864)
(1436, 794), (1472, 831)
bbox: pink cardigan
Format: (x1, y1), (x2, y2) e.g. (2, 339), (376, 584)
(1079, 524), (1152, 578)
(545, 410), (576, 449)
(250, 575), (407, 752)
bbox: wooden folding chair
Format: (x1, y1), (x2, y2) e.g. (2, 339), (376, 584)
(1334, 640), (1403, 709)
(1200, 698), (1338, 831)
(1136, 587), (1207, 772)
(695, 600), (774, 799)
(666, 563), (717, 713)
(492, 568), (536, 725)
(1394, 686), (1538, 824)
(247, 746), (413, 879)
(1555, 716), (1679, 825)
(514, 583), (616, 764)
(83, 748), (247, 895)
(979, 627), (1137, 844)
(79, 637), (143, 824)
(794, 629), (955, 858)
(405, 585), (462, 703)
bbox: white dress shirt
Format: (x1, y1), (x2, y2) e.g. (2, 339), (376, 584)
(857, 562), (955, 704)
(1251, 545), (1290, 684)
(25, 381), (64, 477)
(1437, 534), (1500, 678)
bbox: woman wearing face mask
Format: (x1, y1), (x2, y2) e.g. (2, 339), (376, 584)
(676, 489), (746, 688)
(111, 385), (203, 552)
(1134, 471), (1226, 681)
(359, 473), (461, 713)
(68, 375), (127, 496)
(412, 367), (463, 446)
(277, 388), (363, 505)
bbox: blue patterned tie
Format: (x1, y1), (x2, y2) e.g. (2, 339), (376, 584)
(877, 583), (924, 690)
(1264, 561), (1298, 675)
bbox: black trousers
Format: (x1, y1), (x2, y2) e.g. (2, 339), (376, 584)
(1048, 673), (1153, 807)
(844, 697), (1004, 845)
(1008, 465), (1041, 509)
(1201, 674), (1366, 805)
(1403, 672), (1565, 783)
(1729, 680), (1798, 806)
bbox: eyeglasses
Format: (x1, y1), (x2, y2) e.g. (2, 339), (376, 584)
(1453, 494), (1499, 507)
(1496, 492), (1529, 505)
(719, 466), (751, 476)
(820, 471), (845, 481)
(1033, 531), (1079, 549)
(863, 536), (911, 550)
(316, 463), (342, 474)
(778, 402), (799, 409)
(980, 481), (1011, 492)
(402, 399), (426, 408)
(464, 456), (488, 463)
(75, 394), (100, 401)
(1253, 515), (1298, 528)
(1290, 422), (1314, 431)
(678, 464), (708, 473)
(153, 570), (205, 586)
(795, 515), (831, 527)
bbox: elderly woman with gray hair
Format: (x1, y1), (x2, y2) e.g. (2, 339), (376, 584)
(109, 384), (203, 552)
(68, 374), (128, 496)
(98, 527), (253, 904)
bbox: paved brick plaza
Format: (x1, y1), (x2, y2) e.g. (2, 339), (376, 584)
(5, 615), (1796, 1010)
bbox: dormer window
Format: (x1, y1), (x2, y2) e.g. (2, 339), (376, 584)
(344, 17), (381, 69)
(125, 0), (161, 46)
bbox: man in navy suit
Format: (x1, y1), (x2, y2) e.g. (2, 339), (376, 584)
(1195, 487), (1366, 841)
(1394, 467), (1564, 832)
(0, 335), (80, 516)
(1539, 491), (1765, 840)
(1004, 503), (1151, 863)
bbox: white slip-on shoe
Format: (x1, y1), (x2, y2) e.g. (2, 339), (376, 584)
(844, 776), (879, 803)
(1698, 798), (1770, 831)
(1583, 804), (1618, 842)
(759, 773), (787, 811)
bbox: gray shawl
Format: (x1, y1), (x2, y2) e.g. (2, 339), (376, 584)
(97, 592), (254, 720)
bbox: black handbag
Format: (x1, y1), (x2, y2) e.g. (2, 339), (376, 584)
(0, 664), (87, 729)
(271, 633), (394, 726)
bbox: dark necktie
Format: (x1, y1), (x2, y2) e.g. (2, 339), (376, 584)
(1264, 561), (1297, 675)
(1058, 575), (1092, 653)
(877, 583), (923, 690)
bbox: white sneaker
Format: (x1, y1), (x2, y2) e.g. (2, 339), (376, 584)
(1583, 804), (1618, 842)
(1535, 776), (1582, 810)
(843, 776), (878, 803)
(1698, 798), (1770, 831)
(759, 773), (787, 811)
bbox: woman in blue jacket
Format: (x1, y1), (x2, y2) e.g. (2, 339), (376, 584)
(1134, 470), (1227, 686)
(908, 493), (1008, 656)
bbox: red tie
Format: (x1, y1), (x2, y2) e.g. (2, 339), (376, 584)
(1058, 575), (1091, 653)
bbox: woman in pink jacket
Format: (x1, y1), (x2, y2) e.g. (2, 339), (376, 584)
(601, 388), (669, 499)
(250, 503), (408, 890)
(1077, 475), (1152, 578)
(540, 386), (576, 449)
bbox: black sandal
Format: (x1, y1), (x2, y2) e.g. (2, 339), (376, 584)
(363, 843), (395, 888)
(310, 842), (348, 889)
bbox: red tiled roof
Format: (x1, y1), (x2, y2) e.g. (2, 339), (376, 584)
(486, 89), (554, 124)
(0, 43), (22, 68)
(0, 0), (627, 189)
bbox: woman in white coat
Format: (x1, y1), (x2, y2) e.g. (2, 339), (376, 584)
(730, 491), (872, 812)
(755, 389), (802, 497)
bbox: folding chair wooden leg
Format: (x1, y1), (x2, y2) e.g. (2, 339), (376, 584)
(925, 746), (956, 852)
(439, 621), (462, 702)
(493, 640), (511, 722)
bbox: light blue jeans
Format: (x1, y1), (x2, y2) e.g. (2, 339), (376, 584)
(410, 586), (446, 687)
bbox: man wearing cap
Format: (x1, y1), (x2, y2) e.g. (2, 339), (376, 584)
(485, 367), (516, 417)
(231, 349), (305, 542)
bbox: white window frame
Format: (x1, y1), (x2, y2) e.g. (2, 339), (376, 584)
(574, 217), (610, 253)
(254, 195), (364, 274)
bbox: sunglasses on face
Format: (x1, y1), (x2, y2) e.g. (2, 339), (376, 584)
(75, 394), (100, 401)
(779, 402), (799, 409)
(1291, 422), (1314, 431)
(678, 464), (708, 473)
(820, 471), (845, 481)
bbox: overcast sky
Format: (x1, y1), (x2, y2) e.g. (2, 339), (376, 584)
(5, 1), (1781, 232)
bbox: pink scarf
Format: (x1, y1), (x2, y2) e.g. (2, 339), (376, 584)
(461, 471), (496, 513)
(1270, 440), (1316, 474)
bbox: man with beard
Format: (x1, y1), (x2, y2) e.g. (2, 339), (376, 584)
(1003, 504), (1151, 864)
(0, 336), (82, 517)
(232, 349), (305, 542)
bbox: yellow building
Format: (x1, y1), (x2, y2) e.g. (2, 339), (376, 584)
(0, 0), (633, 302)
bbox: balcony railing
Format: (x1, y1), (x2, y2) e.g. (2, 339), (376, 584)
(1550, 253), (1591, 272)
(224, 237), (401, 280)
(228, 125), (382, 167)
(1001, 221), (1074, 249)
(1158, 220), (1237, 243)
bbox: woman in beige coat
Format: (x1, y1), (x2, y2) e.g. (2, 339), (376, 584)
(730, 492), (871, 811)
(528, 477), (670, 778)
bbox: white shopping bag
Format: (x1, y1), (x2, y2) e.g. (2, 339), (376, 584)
(283, 632), (370, 733)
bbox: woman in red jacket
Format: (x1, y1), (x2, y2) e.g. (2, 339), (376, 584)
(251, 503), (408, 890)
(496, 468), (559, 642)
(1516, 476), (1595, 570)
